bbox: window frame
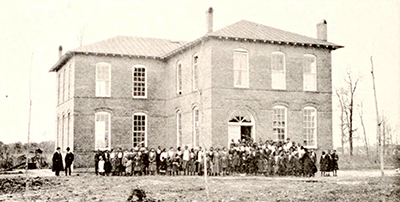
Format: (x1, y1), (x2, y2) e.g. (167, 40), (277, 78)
(233, 48), (249, 88)
(176, 61), (182, 95)
(272, 106), (287, 142)
(271, 51), (286, 90)
(303, 107), (317, 149)
(192, 106), (200, 147)
(95, 62), (111, 97)
(132, 65), (147, 99)
(176, 110), (182, 147)
(303, 54), (317, 91)
(95, 112), (111, 150)
(192, 54), (199, 91)
(132, 113), (147, 147)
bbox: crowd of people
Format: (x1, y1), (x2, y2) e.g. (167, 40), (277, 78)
(93, 138), (339, 178)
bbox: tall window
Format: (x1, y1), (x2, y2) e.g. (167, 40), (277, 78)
(96, 62), (111, 97)
(176, 110), (182, 147)
(95, 112), (111, 149)
(58, 74), (61, 104)
(133, 113), (147, 147)
(271, 52), (286, 89)
(61, 114), (65, 150)
(272, 106), (287, 141)
(177, 61), (182, 95)
(192, 54), (199, 91)
(68, 64), (72, 99)
(303, 54), (317, 91)
(56, 116), (60, 147)
(63, 68), (67, 101)
(60, 71), (64, 103)
(303, 107), (317, 148)
(67, 112), (70, 149)
(192, 107), (199, 147)
(133, 66), (147, 98)
(233, 49), (249, 88)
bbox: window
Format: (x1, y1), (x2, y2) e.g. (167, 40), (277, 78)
(63, 69), (67, 101)
(96, 63), (111, 97)
(192, 107), (199, 147)
(233, 49), (249, 88)
(272, 106), (287, 142)
(67, 112), (70, 149)
(192, 54), (199, 91)
(68, 64), (72, 99)
(303, 54), (317, 91)
(271, 52), (286, 89)
(58, 74), (61, 104)
(95, 112), (111, 149)
(61, 114), (65, 150)
(177, 61), (182, 95)
(133, 113), (147, 147)
(60, 71), (64, 103)
(133, 66), (147, 98)
(176, 110), (182, 147)
(303, 107), (317, 148)
(56, 116), (60, 147)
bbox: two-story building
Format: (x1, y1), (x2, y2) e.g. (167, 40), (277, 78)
(49, 8), (343, 166)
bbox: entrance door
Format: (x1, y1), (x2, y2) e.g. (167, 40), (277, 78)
(241, 126), (252, 142)
(228, 125), (241, 145)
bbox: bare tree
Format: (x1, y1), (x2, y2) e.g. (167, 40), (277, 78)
(357, 102), (369, 155)
(336, 70), (361, 156)
(336, 88), (348, 154)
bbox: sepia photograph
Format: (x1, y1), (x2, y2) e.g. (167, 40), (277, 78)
(0, 0), (399, 201)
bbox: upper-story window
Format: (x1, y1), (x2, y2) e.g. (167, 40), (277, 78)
(176, 61), (182, 95)
(233, 49), (249, 88)
(271, 52), (286, 90)
(303, 54), (317, 91)
(132, 65), (147, 98)
(95, 112), (111, 150)
(68, 64), (72, 99)
(133, 113), (147, 147)
(63, 69), (67, 101)
(58, 74), (61, 104)
(192, 54), (199, 91)
(303, 107), (317, 148)
(272, 106), (287, 142)
(96, 62), (111, 97)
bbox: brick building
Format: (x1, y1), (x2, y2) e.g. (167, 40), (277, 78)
(49, 8), (343, 164)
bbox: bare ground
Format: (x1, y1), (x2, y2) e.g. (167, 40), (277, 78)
(0, 170), (399, 202)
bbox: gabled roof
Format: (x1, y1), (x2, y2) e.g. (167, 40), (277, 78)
(50, 20), (343, 72)
(207, 20), (342, 48)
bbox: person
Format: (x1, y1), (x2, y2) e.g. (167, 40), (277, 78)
(94, 149), (101, 175)
(65, 147), (74, 176)
(98, 156), (105, 176)
(331, 150), (339, 176)
(52, 147), (63, 176)
(148, 148), (157, 175)
(182, 146), (190, 175)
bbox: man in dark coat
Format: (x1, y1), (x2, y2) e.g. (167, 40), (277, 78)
(52, 147), (63, 176)
(94, 149), (101, 175)
(65, 147), (74, 176)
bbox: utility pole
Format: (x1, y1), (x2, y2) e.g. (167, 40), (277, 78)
(370, 56), (384, 177)
(26, 51), (34, 190)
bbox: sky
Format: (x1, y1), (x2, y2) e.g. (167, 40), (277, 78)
(0, 0), (399, 148)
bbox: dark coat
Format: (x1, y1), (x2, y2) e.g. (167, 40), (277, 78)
(65, 152), (74, 165)
(52, 151), (63, 172)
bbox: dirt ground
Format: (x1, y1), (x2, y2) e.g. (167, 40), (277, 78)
(0, 170), (399, 202)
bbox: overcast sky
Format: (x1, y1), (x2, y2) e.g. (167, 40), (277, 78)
(0, 0), (399, 148)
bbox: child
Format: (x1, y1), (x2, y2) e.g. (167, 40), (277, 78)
(148, 148), (157, 175)
(98, 156), (105, 176)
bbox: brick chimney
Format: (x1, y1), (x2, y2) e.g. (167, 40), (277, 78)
(206, 7), (213, 34)
(317, 20), (327, 41)
(58, 45), (63, 58)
